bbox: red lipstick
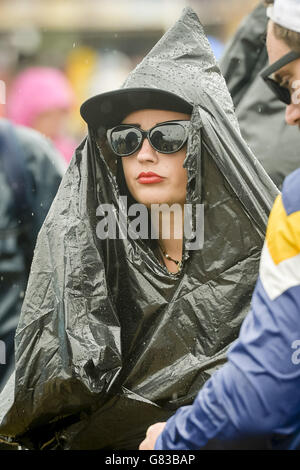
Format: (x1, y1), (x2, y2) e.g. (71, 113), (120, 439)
(137, 171), (164, 184)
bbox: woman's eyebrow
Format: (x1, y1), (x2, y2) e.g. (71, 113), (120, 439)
(123, 122), (141, 127)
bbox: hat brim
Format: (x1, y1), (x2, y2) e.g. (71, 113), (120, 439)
(80, 88), (193, 130)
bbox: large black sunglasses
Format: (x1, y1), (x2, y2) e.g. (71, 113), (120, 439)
(106, 120), (190, 157)
(261, 50), (300, 105)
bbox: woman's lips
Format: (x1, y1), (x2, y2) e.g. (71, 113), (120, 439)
(137, 172), (165, 184)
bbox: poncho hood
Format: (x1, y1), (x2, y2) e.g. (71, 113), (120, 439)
(0, 7), (278, 450)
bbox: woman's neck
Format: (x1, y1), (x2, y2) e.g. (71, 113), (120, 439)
(155, 205), (184, 273)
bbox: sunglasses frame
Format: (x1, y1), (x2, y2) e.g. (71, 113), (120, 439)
(261, 50), (300, 105)
(106, 120), (190, 157)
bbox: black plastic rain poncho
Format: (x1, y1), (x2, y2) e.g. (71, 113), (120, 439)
(0, 8), (278, 450)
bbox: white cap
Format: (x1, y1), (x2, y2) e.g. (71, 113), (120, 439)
(267, 0), (300, 33)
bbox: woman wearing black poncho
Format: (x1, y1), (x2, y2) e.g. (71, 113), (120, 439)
(0, 8), (277, 450)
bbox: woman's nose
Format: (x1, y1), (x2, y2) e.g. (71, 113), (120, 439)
(136, 137), (158, 162)
(285, 103), (300, 126)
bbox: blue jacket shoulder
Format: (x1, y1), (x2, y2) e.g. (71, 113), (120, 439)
(281, 168), (300, 216)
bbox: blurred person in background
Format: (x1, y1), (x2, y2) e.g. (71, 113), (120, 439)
(140, 0), (300, 451)
(6, 66), (78, 165)
(220, 1), (300, 189)
(0, 119), (63, 394)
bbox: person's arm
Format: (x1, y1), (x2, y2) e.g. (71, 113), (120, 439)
(143, 171), (300, 450)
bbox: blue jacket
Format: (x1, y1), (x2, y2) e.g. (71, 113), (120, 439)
(155, 168), (300, 450)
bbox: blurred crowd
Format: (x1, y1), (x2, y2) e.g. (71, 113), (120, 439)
(0, 42), (137, 166)
(0, 1), (232, 169)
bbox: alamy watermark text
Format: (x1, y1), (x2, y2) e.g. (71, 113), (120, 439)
(96, 197), (204, 250)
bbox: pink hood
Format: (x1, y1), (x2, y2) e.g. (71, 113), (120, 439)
(7, 66), (74, 127)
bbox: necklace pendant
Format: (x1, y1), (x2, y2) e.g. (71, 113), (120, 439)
(177, 260), (183, 272)
(159, 245), (183, 274)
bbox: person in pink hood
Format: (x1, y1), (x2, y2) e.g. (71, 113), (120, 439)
(6, 66), (77, 164)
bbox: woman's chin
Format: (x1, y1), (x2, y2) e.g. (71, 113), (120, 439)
(136, 198), (179, 209)
(132, 191), (184, 209)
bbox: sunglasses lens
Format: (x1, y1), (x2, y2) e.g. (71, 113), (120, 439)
(150, 123), (186, 153)
(110, 126), (142, 155)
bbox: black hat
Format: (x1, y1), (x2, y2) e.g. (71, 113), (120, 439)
(80, 87), (193, 131)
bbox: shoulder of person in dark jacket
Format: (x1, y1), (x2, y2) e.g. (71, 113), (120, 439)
(220, 2), (268, 107)
(13, 123), (65, 237)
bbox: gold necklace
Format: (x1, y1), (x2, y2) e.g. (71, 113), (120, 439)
(159, 245), (183, 273)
